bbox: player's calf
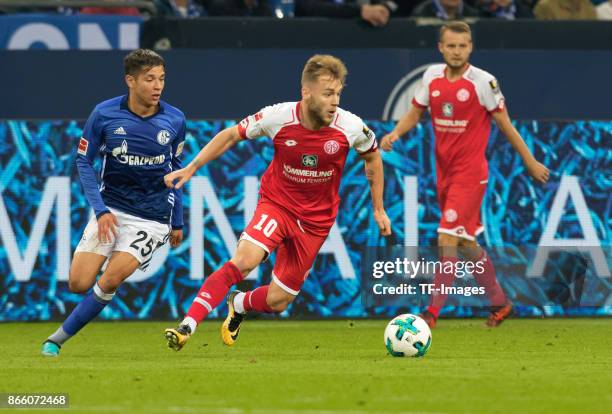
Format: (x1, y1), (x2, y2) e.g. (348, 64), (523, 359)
(265, 281), (295, 312)
(221, 283), (296, 346)
(266, 298), (291, 313)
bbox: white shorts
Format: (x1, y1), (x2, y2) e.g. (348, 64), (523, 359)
(75, 207), (170, 271)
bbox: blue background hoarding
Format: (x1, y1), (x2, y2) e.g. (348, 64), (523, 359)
(0, 119), (610, 321)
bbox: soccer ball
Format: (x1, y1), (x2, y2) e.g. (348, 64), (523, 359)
(384, 314), (432, 357)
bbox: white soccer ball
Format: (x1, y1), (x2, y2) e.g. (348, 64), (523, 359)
(384, 314), (432, 357)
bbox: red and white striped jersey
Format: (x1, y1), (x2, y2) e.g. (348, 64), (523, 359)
(413, 64), (505, 186)
(238, 101), (377, 233)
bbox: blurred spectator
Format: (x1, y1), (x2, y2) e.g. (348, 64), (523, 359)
(0, 3), (73, 14)
(477, 0), (534, 18)
(533, 0), (596, 19)
(393, 0), (425, 16)
(81, 0), (141, 16)
(80, 7), (140, 15)
(411, 0), (480, 19)
(596, 0), (612, 19)
(155, 0), (204, 17)
(202, 0), (274, 16)
(295, 1), (397, 27)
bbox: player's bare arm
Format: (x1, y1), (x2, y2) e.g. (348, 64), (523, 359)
(492, 108), (550, 184)
(361, 150), (392, 235)
(164, 125), (243, 189)
(380, 105), (425, 151)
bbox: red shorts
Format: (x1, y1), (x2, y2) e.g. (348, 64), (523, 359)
(239, 200), (329, 295)
(437, 182), (487, 241)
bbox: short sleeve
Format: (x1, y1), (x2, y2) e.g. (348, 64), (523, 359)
(412, 71), (430, 108)
(237, 105), (277, 139)
(480, 77), (505, 113)
(353, 122), (378, 154)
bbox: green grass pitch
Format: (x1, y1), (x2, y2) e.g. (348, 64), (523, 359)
(1, 319), (610, 413)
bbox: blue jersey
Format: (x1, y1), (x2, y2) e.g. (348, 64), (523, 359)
(76, 95), (185, 228)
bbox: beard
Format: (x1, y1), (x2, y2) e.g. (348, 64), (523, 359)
(306, 100), (332, 127)
(444, 57), (467, 69)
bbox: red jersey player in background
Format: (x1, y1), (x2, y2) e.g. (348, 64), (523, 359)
(164, 55), (391, 350)
(381, 22), (549, 328)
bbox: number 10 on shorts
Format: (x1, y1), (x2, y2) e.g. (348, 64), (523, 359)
(253, 214), (278, 238)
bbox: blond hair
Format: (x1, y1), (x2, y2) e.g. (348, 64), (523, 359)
(301, 55), (348, 86)
(439, 21), (472, 42)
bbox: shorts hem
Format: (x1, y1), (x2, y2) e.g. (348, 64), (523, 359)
(272, 272), (300, 296)
(239, 232), (271, 262)
(111, 248), (145, 267)
(74, 247), (111, 257)
(437, 226), (484, 242)
(239, 232), (270, 254)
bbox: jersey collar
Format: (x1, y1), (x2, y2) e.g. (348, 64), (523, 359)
(121, 94), (165, 120)
(443, 64), (471, 82)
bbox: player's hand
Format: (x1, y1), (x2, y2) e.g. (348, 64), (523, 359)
(97, 212), (119, 243)
(374, 209), (392, 236)
(380, 131), (400, 152)
(169, 229), (183, 248)
(164, 165), (196, 190)
(526, 159), (550, 184)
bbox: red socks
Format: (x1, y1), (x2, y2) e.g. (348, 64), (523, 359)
(426, 256), (458, 318)
(472, 251), (507, 306)
(427, 251), (507, 318)
(186, 261), (243, 324)
(243, 285), (274, 313)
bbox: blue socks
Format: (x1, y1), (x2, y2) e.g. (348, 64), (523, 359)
(47, 283), (115, 346)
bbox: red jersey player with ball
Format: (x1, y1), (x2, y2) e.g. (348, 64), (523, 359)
(164, 55), (391, 350)
(381, 22), (549, 328)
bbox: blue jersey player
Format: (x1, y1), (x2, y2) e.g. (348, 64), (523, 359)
(42, 49), (186, 357)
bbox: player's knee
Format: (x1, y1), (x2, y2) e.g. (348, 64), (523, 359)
(98, 276), (122, 293)
(68, 278), (92, 294)
(231, 240), (267, 276)
(230, 255), (259, 277)
(231, 259), (256, 277)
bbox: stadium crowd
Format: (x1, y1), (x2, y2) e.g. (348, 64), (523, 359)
(1, 0), (611, 21)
